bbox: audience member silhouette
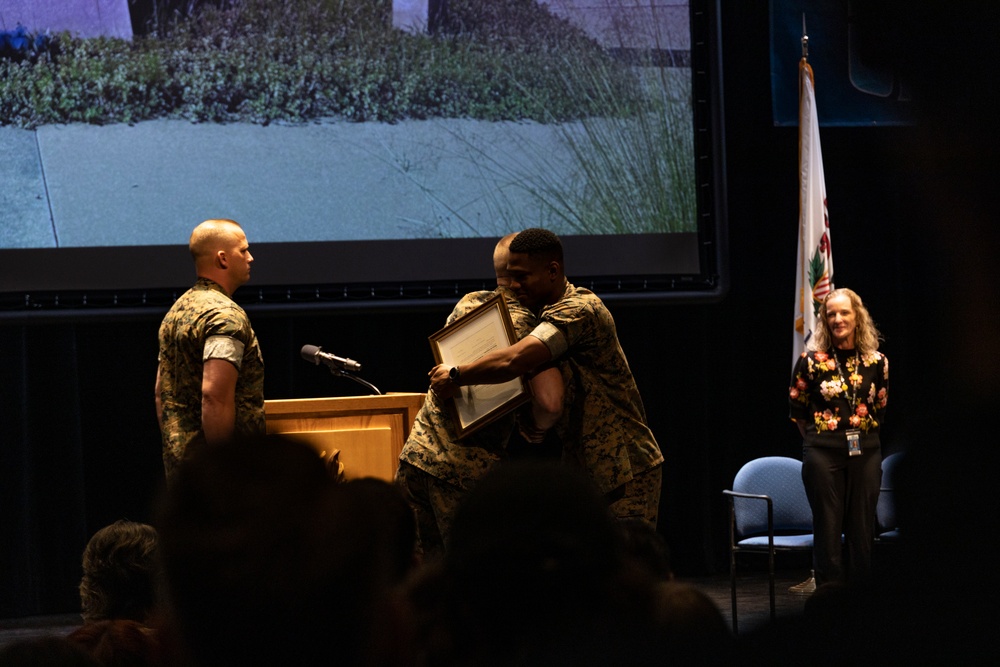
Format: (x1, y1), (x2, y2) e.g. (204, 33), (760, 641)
(617, 517), (674, 582)
(614, 517), (734, 662)
(337, 476), (420, 584)
(153, 434), (415, 667)
(79, 520), (160, 625)
(66, 619), (164, 667)
(406, 460), (689, 665)
(649, 581), (732, 664)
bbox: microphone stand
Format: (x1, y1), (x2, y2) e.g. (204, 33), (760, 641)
(323, 364), (382, 395)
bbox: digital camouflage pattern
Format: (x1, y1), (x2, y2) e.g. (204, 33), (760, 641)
(157, 277), (265, 477)
(397, 286), (540, 555)
(529, 282), (663, 495)
(608, 465), (662, 527)
(394, 460), (466, 558)
(398, 287), (538, 492)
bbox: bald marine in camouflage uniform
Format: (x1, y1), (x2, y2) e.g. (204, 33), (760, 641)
(396, 235), (563, 558)
(430, 228), (663, 525)
(155, 219), (265, 479)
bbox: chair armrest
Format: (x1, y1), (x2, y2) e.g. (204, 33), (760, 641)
(722, 490), (776, 546)
(723, 490), (772, 502)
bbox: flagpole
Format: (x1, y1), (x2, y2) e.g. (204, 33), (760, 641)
(795, 13), (809, 367)
(790, 11), (832, 596)
(802, 14), (808, 60)
(792, 13), (834, 370)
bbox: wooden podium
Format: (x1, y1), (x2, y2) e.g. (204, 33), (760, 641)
(264, 393), (425, 482)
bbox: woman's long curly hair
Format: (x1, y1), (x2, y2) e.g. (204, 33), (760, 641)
(809, 287), (882, 356)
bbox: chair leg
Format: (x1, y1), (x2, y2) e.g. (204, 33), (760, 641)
(730, 550), (739, 634)
(768, 548), (776, 623)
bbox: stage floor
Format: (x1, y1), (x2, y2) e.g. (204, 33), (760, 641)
(0, 569), (813, 649)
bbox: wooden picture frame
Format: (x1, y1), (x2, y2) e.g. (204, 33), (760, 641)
(428, 293), (531, 438)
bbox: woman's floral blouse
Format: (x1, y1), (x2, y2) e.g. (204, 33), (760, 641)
(789, 348), (888, 448)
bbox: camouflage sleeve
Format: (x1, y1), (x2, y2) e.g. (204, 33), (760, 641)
(201, 304), (253, 369)
(504, 293), (537, 339)
(533, 292), (597, 357)
(446, 291), (494, 325)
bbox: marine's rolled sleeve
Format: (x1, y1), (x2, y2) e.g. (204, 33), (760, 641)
(203, 335), (245, 369)
(528, 321), (568, 359)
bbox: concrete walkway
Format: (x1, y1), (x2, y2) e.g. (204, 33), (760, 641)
(0, 118), (581, 251)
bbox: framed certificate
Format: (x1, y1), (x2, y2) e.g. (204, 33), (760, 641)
(429, 293), (531, 438)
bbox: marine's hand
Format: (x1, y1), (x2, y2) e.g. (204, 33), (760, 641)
(429, 364), (459, 398)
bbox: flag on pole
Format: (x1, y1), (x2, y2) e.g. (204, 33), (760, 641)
(793, 55), (833, 368)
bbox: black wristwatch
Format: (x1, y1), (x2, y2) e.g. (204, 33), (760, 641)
(449, 366), (461, 383)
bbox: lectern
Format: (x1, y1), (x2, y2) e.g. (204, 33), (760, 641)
(264, 393), (425, 482)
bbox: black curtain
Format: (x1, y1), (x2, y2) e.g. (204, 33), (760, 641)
(1, 324), (89, 616)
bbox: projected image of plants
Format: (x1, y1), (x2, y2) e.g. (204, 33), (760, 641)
(1, 0), (694, 238)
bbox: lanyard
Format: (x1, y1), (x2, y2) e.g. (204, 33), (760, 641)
(831, 348), (861, 406)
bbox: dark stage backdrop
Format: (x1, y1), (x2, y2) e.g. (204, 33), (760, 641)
(0, 0), (966, 618)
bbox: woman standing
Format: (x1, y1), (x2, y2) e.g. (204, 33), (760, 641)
(789, 288), (889, 587)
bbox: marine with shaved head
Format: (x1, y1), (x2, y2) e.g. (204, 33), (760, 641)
(155, 219), (265, 479)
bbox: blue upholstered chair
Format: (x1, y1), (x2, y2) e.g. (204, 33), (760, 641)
(722, 456), (813, 633)
(876, 451), (903, 542)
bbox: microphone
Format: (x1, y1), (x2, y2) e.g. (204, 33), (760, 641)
(300, 344), (362, 373)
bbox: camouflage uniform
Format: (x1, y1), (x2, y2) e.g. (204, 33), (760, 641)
(157, 277), (265, 478)
(397, 287), (537, 556)
(530, 282), (663, 524)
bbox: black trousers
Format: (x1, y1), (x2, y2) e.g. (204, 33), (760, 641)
(802, 445), (882, 587)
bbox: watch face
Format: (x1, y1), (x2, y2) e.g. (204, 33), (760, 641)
(449, 366), (460, 380)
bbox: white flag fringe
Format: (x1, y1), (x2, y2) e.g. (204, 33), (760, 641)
(793, 58), (833, 369)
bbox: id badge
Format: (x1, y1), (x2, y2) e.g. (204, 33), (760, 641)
(846, 429), (862, 456)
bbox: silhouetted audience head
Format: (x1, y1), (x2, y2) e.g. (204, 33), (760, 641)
(618, 517), (673, 582)
(79, 520), (160, 624)
(67, 619), (163, 667)
(414, 460), (667, 665)
(338, 476), (419, 583)
(154, 434), (413, 666)
(650, 581), (731, 663)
